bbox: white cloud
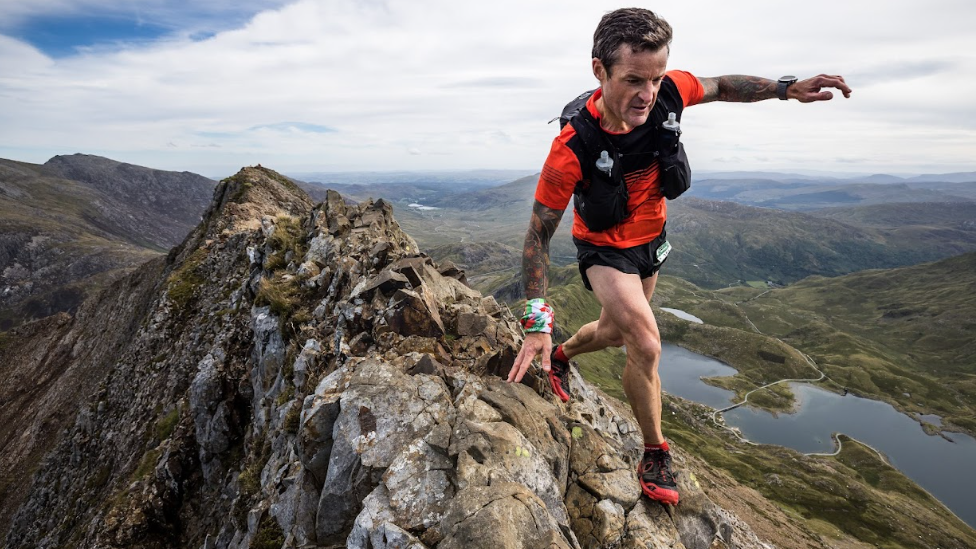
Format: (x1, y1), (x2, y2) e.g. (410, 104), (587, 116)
(0, 0), (975, 176)
(0, 34), (52, 73)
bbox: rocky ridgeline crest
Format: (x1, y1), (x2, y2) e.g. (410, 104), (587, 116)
(4, 167), (771, 549)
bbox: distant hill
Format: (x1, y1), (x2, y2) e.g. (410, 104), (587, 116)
(44, 154), (216, 248)
(428, 174), (539, 211)
(810, 201), (976, 228)
(384, 172), (976, 290)
(907, 172), (976, 184)
(693, 171), (839, 181)
(663, 197), (976, 287)
(855, 174), (906, 183)
(426, 240), (521, 275)
(687, 179), (971, 211)
(290, 170), (535, 206)
(289, 169), (534, 186)
(0, 155), (215, 329)
(905, 181), (976, 200)
(693, 170), (976, 184)
(392, 174), (579, 274)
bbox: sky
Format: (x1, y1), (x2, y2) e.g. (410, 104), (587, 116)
(1, 0), (975, 178)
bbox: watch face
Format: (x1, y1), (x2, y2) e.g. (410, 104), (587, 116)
(779, 75), (797, 83)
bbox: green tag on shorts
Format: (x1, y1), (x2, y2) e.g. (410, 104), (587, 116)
(656, 240), (672, 263)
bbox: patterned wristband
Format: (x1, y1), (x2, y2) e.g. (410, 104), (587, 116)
(520, 298), (554, 334)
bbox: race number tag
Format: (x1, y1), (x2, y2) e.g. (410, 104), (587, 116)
(655, 240), (672, 263)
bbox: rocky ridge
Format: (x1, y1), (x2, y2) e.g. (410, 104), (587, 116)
(4, 167), (775, 548)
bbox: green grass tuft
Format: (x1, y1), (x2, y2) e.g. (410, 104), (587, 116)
(255, 276), (299, 317)
(132, 447), (162, 481)
(284, 403), (301, 434)
(155, 406), (180, 441)
(166, 248), (209, 313)
(251, 514), (286, 549)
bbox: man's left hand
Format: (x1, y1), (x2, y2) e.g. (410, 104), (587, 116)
(507, 332), (552, 384)
(790, 74), (852, 102)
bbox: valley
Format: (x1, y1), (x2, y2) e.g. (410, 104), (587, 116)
(328, 169), (976, 438)
(355, 169), (976, 544)
(2, 158), (974, 548)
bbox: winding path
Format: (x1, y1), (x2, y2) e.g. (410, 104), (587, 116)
(733, 289), (769, 333)
(699, 310), (891, 463)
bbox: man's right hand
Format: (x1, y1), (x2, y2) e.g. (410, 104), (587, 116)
(507, 332), (552, 383)
(789, 74), (852, 102)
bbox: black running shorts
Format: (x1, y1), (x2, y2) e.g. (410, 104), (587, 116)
(574, 228), (671, 291)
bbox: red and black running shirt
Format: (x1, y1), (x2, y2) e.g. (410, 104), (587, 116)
(535, 70), (704, 248)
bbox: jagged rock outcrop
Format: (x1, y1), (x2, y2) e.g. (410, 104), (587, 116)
(3, 166), (773, 549)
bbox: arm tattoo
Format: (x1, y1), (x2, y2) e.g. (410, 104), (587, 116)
(699, 75), (777, 104)
(522, 200), (564, 299)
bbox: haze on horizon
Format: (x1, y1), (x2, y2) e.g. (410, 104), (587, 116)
(1, 0), (975, 178)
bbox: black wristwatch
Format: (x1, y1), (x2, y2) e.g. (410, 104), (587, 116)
(777, 75), (797, 100)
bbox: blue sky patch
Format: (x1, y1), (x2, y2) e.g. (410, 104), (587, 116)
(3, 2), (295, 58)
(8, 14), (172, 58)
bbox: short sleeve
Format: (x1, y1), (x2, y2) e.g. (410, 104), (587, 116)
(666, 70), (704, 107)
(534, 128), (581, 210)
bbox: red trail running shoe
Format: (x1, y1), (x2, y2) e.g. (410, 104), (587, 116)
(638, 447), (680, 505)
(548, 347), (571, 403)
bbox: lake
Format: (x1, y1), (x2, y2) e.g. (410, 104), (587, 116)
(659, 343), (737, 409)
(658, 343), (976, 529)
(661, 307), (704, 324)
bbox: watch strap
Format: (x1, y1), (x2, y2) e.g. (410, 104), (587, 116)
(777, 76), (797, 101)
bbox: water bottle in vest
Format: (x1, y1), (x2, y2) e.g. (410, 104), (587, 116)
(661, 112), (681, 154)
(595, 150), (613, 176)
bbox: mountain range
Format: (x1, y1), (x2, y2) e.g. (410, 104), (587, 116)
(694, 170), (976, 184)
(0, 154), (215, 329)
(2, 166), (819, 549)
(384, 172), (976, 290)
(2, 154), (975, 548)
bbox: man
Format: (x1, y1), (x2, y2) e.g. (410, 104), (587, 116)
(506, 7), (851, 505)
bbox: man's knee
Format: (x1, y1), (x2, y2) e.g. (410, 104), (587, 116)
(623, 331), (662, 363)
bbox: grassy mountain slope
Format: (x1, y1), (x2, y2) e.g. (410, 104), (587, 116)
(535, 259), (976, 548)
(687, 178), (971, 211)
(535, 251), (976, 433)
(391, 174), (976, 289)
(44, 154), (216, 249)
(0, 156), (214, 329)
(725, 252), (976, 433)
(664, 197), (976, 287)
(811, 200), (976, 228)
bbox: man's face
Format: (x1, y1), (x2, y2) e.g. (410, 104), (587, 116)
(592, 45), (669, 132)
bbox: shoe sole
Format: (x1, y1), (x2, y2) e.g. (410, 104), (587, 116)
(547, 369), (570, 402)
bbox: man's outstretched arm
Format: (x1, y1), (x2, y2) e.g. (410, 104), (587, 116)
(699, 74), (851, 104)
(507, 199), (564, 383)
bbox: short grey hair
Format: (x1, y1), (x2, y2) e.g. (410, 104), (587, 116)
(592, 8), (673, 76)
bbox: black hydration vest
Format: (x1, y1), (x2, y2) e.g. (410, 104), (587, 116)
(558, 76), (691, 232)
